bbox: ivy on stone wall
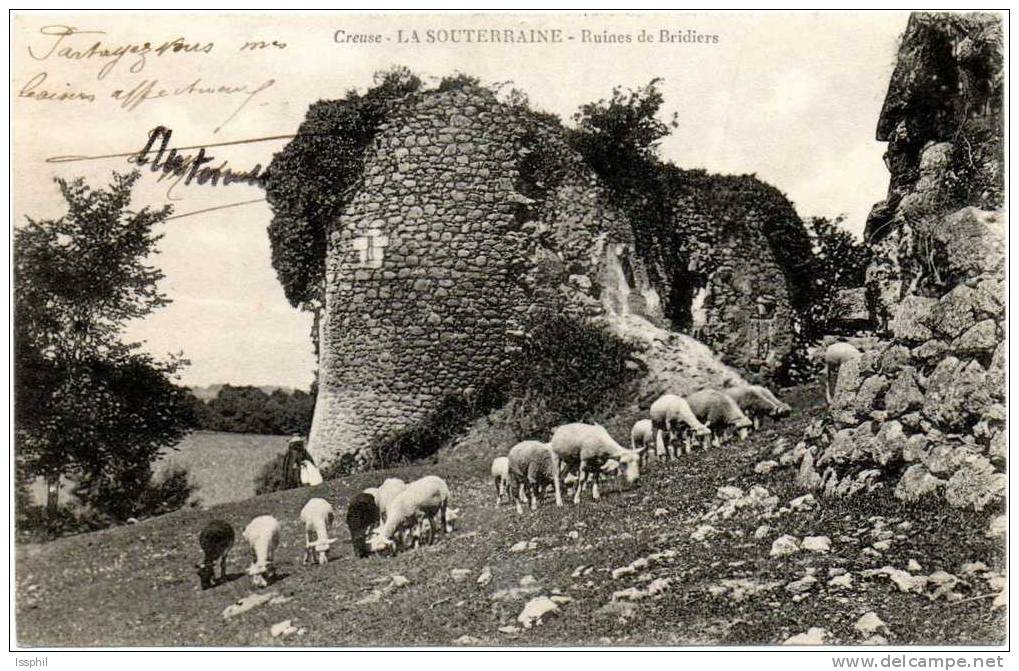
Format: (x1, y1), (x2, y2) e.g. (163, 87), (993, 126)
(263, 67), (423, 310)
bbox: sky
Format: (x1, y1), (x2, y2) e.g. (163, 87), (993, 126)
(12, 11), (909, 389)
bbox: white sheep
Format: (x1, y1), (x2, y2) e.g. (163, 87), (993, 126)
(630, 418), (656, 466)
(549, 423), (643, 504)
(242, 515), (280, 588)
(649, 393), (712, 457)
(364, 477), (407, 518)
(685, 389), (753, 447)
(723, 384), (791, 428)
(367, 475), (450, 555)
(506, 441), (563, 514)
(824, 342), (862, 403)
(491, 456), (510, 505)
(300, 498), (336, 566)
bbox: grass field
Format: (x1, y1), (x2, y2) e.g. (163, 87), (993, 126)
(14, 384), (1005, 647)
(153, 432), (291, 507)
(27, 432), (290, 510)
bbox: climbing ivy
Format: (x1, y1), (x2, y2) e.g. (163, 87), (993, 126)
(263, 66), (423, 310)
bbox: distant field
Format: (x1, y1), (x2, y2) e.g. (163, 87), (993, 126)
(153, 431), (290, 507)
(27, 431), (289, 509)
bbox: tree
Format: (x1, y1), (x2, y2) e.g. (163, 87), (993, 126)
(14, 170), (196, 520)
(803, 215), (873, 334)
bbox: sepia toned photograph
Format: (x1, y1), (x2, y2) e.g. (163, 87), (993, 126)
(9, 9), (1006, 651)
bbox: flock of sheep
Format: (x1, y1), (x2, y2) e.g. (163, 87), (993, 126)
(491, 385), (791, 514)
(193, 382), (793, 591)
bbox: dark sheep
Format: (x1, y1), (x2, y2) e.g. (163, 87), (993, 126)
(196, 519), (235, 589)
(346, 492), (381, 558)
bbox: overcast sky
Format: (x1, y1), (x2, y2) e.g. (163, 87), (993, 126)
(12, 11), (909, 389)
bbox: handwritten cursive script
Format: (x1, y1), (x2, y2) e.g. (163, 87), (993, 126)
(27, 25), (214, 80)
(132, 125), (267, 198)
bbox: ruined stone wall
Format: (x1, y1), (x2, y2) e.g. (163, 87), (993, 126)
(307, 85), (811, 467)
(796, 12), (1006, 511)
(308, 87), (663, 467)
(669, 190), (798, 380)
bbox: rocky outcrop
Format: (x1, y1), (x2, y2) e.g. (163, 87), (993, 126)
(306, 85), (810, 467)
(801, 12), (1005, 511)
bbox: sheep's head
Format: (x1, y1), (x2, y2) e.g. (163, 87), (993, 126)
(247, 562), (272, 588)
(367, 530), (397, 556)
(619, 452), (640, 484)
(195, 562), (215, 590)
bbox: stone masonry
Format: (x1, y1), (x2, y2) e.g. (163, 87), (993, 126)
(307, 85), (810, 467)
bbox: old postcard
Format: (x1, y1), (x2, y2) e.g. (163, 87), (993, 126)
(10, 9), (1006, 654)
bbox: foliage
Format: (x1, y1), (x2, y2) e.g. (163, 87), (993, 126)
(803, 215), (873, 333)
(253, 452), (291, 495)
(14, 171), (197, 520)
(568, 78), (677, 183)
(191, 385), (315, 435)
(16, 466), (199, 542)
(436, 72), (481, 92)
(263, 66), (423, 310)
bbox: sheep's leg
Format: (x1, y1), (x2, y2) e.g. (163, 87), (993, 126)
(552, 468), (563, 507)
(219, 550), (228, 582)
(591, 469), (601, 501)
(441, 500), (450, 534)
(826, 362), (836, 404)
(574, 460), (586, 504)
(753, 415), (761, 430)
(494, 477), (502, 505)
(529, 481), (539, 510)
(515, 480), (526, 515)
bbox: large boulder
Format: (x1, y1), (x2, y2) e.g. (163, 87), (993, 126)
(871, 420), (907, 466)
(832, 357), (863, 409)
(890, 296), (937, 343)
(820, 422), (874, 466)
(952, 319), (999, 355)
(944, 455), (1006, 511)
(854, 375), (889, 415)
(895, 464), (946, 502)
(931, 285), (979, 340)
(923, 357), (993, 430)
(929, 207), (1005, 281)
(884, 367), (924, 417)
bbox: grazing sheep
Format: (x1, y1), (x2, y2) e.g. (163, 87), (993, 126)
(824, 342), (862, 403)
(195, 519), (234, 590)
(300, 498), (336, 566)
(723, 384), (791, 428)
(630, 418), (656, 466)
(491, 456), (510, 505)
(649, 394), (712, 457)
(243, 515), (280, 588)
(507, 441), (563, 514)
(549, 423), (643, 504)
(367, 475), (450, 555)
(345, 492), (381, 558)
(685, 389), (753, 447)
(365, 478), (407, 519)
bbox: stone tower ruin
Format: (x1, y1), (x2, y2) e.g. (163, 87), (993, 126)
(305, 85), (812, 468)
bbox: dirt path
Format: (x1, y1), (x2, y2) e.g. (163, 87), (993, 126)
(15, 384), (1004, 646)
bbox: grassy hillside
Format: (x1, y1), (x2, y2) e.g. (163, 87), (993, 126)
(14, 384), (1004, 647)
